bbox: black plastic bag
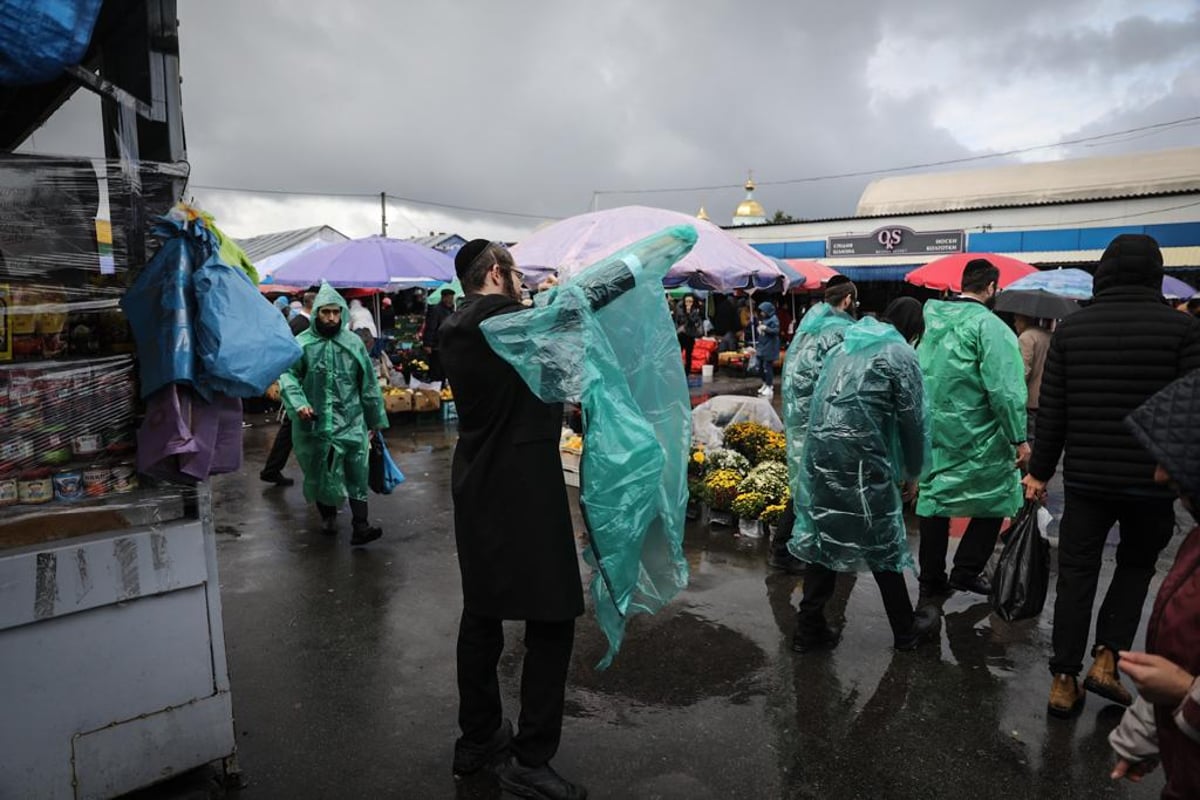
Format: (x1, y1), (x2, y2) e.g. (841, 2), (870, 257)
(368, 433), (385, 494)
(989, 501), (1050, 622)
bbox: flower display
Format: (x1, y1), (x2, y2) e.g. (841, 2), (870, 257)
(759, 430), (787, 463)
(703, 469), (742, 510)
(760, 503), (788, 525)
(737, 461), (789, 504)
(731, 491), (768, 520)
(704, 448), (751, 477)
(722, 421), (772, 463)
(688, 445), (707, 479)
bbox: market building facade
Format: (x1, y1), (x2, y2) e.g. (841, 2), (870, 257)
(727, 146), (1200, 308)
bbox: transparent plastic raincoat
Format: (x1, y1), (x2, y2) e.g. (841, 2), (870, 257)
(788, 318), (929, 572)
(279, 283), (388, 507)
(916, 300), (1026, 519)
(781, 303), (855, 509)
(481, 225), (696, 668)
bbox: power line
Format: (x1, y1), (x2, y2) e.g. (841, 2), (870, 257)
(594, 115), (1200, 196)
(187, 182), (561, 221)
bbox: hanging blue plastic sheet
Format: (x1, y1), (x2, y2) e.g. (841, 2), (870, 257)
(0, 0), (104, 84)
(481, 225), (697, 668)
(123, 207), (301, 400)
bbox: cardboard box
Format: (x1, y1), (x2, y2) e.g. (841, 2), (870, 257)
(414, 388), (441, 413)
(384, 390), (413, 413)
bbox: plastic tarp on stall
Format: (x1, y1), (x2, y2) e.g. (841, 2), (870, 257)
(0, 0), (103, 84)
(481, 225), (696, 668)
(690, 395), (783, 451)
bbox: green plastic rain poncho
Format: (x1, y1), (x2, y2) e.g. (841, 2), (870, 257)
(916, 299), (1026, 519)
(788, 318), (929, 572)
(481, 225), (696, 668)
(278, 283), (388, 507)
(781, 303), (856, 510)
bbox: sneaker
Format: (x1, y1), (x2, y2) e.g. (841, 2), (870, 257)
(350, 524), (382, 546)
(756, 385), (768, 396)
(452, 719), (512, 777)
(763, 387), (774, 398)
(497, 757), (587, 800)
(894, 606), (941, 651)
(1083, 645), (1133, 706)
(259, 471), (295, 487)
(792, 622), (842, 654)
(1048, 673), (1085, 718)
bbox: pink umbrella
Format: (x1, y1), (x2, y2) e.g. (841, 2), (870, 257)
(905, 252), (1037, 292)
(511, 205), (788, 291)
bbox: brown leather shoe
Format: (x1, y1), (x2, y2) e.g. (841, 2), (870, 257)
(1047, 673), (1085, 718)
(1083, 645), (1133, 706)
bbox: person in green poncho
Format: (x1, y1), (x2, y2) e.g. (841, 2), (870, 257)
(771, 279), (858, 576)
(278, 282), (389, 545)
(916, 259), (1029, 601)
(791, 298), (940, 652)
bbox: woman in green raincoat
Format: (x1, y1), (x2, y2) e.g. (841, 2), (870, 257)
(915, 260), (1027, 598)
(789, 301), (938, 651)
(279, 282), (389, 544)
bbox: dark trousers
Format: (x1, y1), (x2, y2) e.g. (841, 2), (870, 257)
(918, 515), (1003, 590)
(316, 498), (368, 525)
(262, 415), (293, 475)
(1050, 490), (1176, 676)
(457, 610), (575, 767)
(798, 562), (914, 638)
(761, 358), (775, 388)
(772, 506), (796, 561)
(678, 333), (695, 373)
(428, 348), (445, 383)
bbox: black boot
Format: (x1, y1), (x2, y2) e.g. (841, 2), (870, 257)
(317, 503), (338, 536)
(497, 757), (587, 800)
(894, 606), (941, 651)
(452, 719), (512, 777)
(350, 521), (382, 546)
(792, 621), (842, 654)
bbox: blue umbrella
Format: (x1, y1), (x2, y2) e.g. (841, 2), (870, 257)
(1005, 268), (1093, 299)
(270, 235), (455, 289)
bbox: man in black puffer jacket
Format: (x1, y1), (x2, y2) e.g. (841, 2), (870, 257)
(1024, 234), (1200, 719)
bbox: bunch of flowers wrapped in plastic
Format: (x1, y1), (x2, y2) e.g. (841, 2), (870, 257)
(688, 445), (707, 479)
(760, 501), (789, 525)
(704, 448), (751, 477)
(703, 469), (742, 511)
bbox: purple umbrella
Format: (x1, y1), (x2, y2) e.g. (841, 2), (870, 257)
(270, 235), (455, 289)
(1162, 274), (1197, 300)
(511, 205), (789, 292)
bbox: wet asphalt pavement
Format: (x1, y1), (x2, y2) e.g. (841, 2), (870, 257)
(199, 407), (1187, 800)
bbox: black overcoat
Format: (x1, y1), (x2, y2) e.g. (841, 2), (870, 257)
(439, 293), (584, 621)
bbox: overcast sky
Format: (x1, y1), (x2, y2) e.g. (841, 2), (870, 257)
(18, 0), (1200, 242)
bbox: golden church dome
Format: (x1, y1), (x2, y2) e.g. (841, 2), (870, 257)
(734, 199), (766, 219)
(696, 206), (710, 221)
(731, 175), (766, 225)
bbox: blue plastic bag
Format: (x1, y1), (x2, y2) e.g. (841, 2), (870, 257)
(0, 0), (103, 84)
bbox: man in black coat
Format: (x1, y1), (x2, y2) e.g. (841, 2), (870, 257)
(422, 288), (457, 384)
(260, 291), (315, 486)
(440, 240), (586, 800)
(1024, 234), (1200, 718)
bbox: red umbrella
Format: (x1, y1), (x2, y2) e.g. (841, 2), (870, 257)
(784, 259), (842, 291)
(905, 253), (1037, 292)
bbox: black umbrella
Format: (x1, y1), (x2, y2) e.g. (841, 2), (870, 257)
(995, 289), (1080, 319)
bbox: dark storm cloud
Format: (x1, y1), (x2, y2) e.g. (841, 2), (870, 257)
(18, 1), (1200, 235)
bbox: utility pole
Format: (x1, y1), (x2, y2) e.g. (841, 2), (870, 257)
(380, 191), (387, 236)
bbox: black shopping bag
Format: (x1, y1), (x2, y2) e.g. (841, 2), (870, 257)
(368, 433), (386, 494)
(989, 501), (1050, 622)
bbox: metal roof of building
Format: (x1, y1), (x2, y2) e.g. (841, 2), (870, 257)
(856, 147), (1200, 217)
(235, 225), (349, 262)
(815, 245), (1200, 270)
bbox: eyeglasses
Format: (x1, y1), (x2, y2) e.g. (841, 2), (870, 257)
(494, 260), (524, 284)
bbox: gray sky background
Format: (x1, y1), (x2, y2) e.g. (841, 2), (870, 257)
(19, 0), (1200, 242)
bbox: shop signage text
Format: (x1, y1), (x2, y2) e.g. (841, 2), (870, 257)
(828, 226), (964, 257)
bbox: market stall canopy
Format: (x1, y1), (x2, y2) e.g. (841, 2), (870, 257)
(905, 252), (1037, 292)
(774, 258), (841, 291)
(270, 235), (455, 289)
(426, 277), (463, 303)
(1163, 274), (1198, 300)
(994, 289), (1080, 319)
(511, 205), (789, 292)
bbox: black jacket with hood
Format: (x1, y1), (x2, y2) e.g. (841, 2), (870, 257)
(1029, 234), (1200, 497)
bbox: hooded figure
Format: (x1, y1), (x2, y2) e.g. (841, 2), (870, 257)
(755, 301), (781, 394)
(916, 291), (1025, 519)
(347, 297), (379, 337)
(1025, 233), (1200, 719)
(789, 316), (936, 651)
(790, 317), (928, 572)
(1108, 370), (1200, 798)
(278, 283), (388, 542)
